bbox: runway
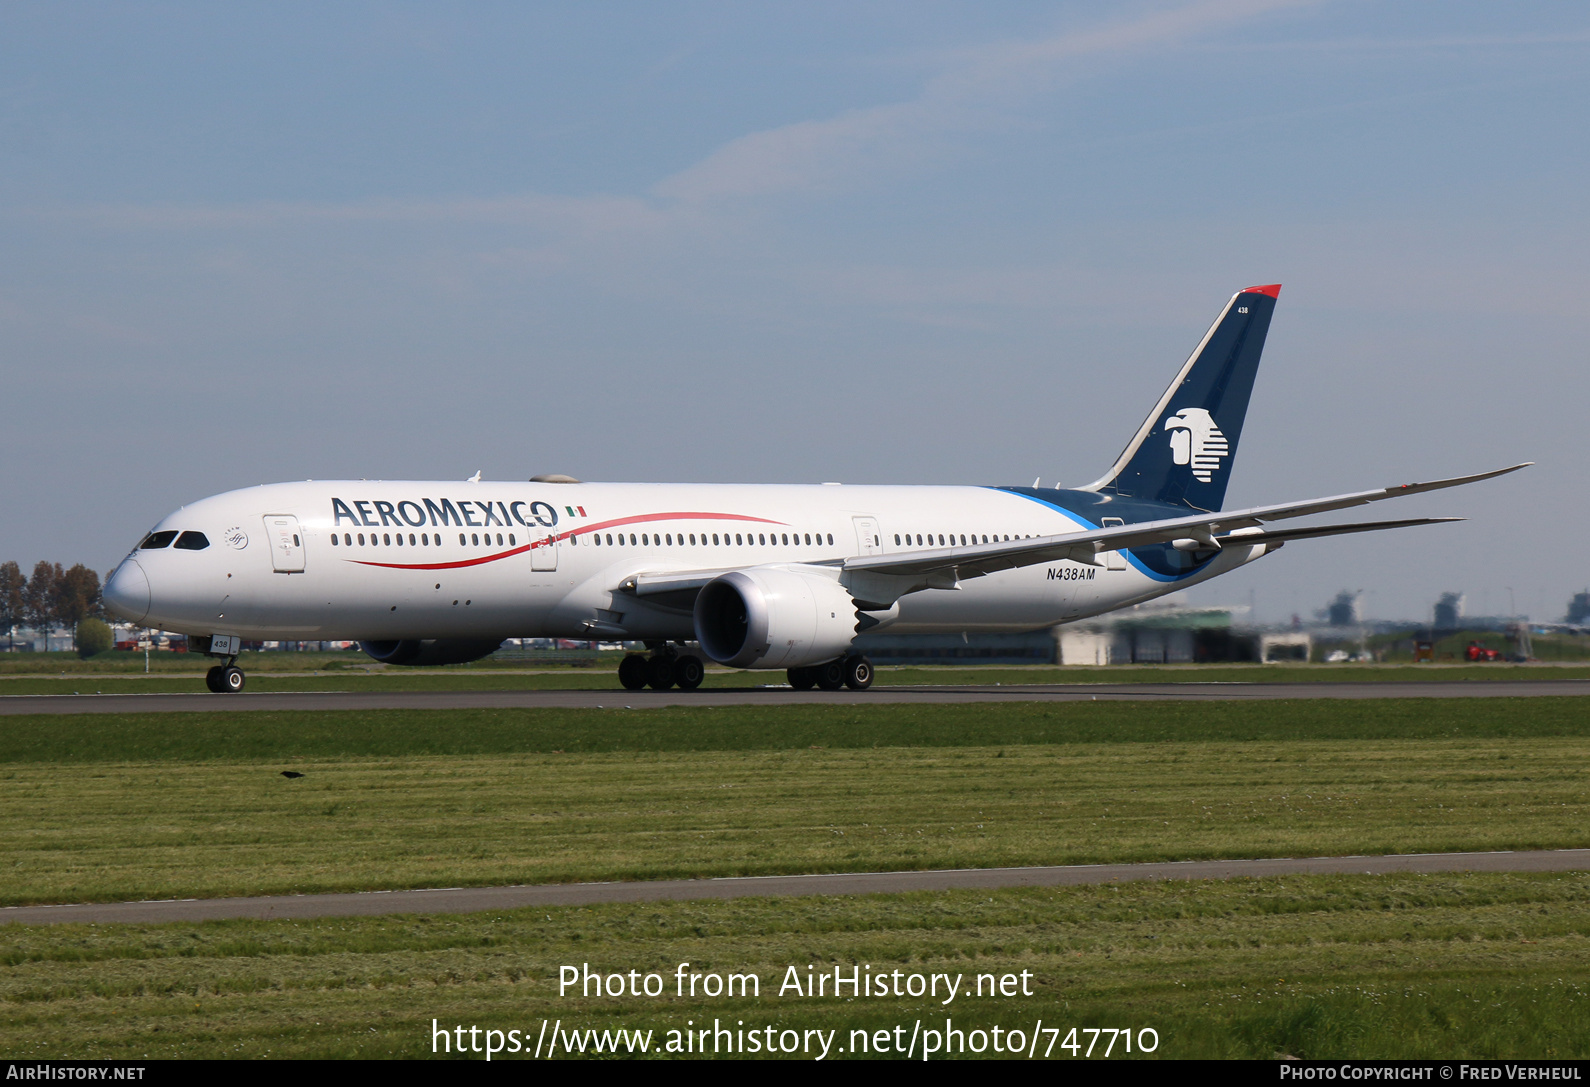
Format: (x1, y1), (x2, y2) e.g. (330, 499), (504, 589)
(3, 678), (1589, 714)
(4, 849), (1585, 925)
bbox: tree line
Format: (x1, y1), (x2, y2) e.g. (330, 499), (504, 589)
(0, 561), (106, 651)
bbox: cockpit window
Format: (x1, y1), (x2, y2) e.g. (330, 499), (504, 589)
(139, 531), (179, 549)
(173, 531), (211, 551)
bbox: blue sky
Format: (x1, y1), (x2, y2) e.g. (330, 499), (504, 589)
(4, 1), (1587, 623)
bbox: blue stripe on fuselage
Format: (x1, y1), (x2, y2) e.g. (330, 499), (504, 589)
(989, 486), (1217, 582)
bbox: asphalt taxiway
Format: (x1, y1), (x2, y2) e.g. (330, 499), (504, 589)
(4, 849), (1585, 925)
(3, 679), (1588, 714)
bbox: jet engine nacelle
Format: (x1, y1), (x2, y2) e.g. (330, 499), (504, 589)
(359, 638), (505, 666)
(693, 567), (857, 669)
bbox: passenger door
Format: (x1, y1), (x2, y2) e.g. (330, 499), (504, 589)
(264, 515), (306, 573)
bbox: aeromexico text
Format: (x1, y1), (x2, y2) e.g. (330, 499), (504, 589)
(331, 498), (563, 531)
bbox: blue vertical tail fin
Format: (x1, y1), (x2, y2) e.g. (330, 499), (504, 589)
(1082, 284), (1280, 511)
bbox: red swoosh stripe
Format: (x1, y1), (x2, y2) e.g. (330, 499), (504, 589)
(348, 510), (787, 571)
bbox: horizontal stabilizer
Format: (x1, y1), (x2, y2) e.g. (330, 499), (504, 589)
(841, 463), (1528, 603)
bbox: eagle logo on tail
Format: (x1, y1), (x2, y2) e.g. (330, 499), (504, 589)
(1163, 407), (1228, 483)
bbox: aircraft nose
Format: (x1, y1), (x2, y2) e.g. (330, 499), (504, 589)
(103, 559), (150, 625)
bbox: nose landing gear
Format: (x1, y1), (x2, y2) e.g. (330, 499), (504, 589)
(204, 664), (246, 693)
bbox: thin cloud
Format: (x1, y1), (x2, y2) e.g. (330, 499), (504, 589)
(1196, 29), (1590, 53)
(52, 192), (667, 235)
(35, 1), (1311, 231)
(654, 0), (1310, 203)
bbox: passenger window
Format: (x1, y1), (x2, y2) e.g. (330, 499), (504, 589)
(826, 534), (833, 545)
(331, 534), (339, 547)
(139, 531), (179, 549)
(508, 534), (515, 546)
(735, 534), (743, 545)
(459, 533), (466, 545)
(629, 534), (637, 545)
(383, 533), (390, 546)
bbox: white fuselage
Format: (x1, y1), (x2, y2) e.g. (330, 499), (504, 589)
(106, 480), (1268, 651)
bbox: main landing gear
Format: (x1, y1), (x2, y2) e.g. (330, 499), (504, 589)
(619, 646), (705, 691)
(787, 654), (873, 691)
(616, 648), (873, 693)
(205, 663), (246, 693)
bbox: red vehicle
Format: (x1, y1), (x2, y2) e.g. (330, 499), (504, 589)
(1465, 641), (1500, 662)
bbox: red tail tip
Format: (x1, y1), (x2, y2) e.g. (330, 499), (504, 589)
(1241, 283), (1282, 298)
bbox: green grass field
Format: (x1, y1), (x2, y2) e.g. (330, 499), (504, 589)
(3, 697), (1588, 1059)
(3, 874), (1587, 1059)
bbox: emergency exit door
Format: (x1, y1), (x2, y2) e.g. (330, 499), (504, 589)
(1101, 517), (1127, 571)
(852, 516), (882, 556)
(264, 515), (306, 573)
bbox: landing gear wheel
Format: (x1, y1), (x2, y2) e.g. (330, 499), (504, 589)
(618, 654), (649, 691)
(672, 655), (705, 690)
(647, 655), (677, 690)
(786, 666), (817, 690)
(843, 655), (874, 691)
(220, 666), (246, 693)
(205, 666), (224, 693)
(814, 659), (846, 691)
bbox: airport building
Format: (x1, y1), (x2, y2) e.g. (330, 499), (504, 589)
(854, 601), (1313, 666)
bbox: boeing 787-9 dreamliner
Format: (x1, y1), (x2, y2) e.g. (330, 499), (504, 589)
(103, 285), (1527, 693)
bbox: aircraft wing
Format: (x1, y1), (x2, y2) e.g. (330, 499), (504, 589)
(1215, 516), (1462, 547)
(841, 463), (1528, 591)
